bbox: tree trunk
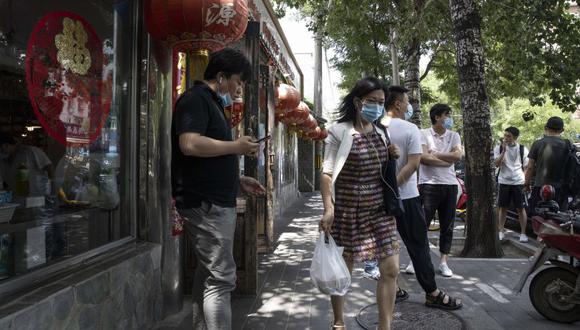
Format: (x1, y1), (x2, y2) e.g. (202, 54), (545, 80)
(449, 0), (502, 257)
(404, 37), (422, 127)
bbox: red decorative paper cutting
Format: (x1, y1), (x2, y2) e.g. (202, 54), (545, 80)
(25, 11), (112, 146)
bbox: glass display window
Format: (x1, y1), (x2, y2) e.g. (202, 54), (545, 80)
(0, 0), (135, 285)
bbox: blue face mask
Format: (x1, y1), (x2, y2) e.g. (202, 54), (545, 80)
(405, 104), (414, 121)
(443, 117), (454, 129)
(361, 103), (384, 122)
(218, 76), (233, 107)
(219, 92), (232, 107)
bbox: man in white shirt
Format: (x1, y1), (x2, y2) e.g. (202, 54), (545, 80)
(0, 133), (53, 197)
(419, 104), (462, 277)
(382, 87), (462, 309)
(494, 126), (529, 242)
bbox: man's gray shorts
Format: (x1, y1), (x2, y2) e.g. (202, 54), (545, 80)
(180, 201), (237, 330)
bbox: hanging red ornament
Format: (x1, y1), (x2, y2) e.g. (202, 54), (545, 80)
(275, 84), (301, 117)
(317, 128), (328, 141)
(286, 101), (310, 126)
(307, 126), (322, 139)
(144, 0), (249, 52)
(301, 114), (317, 133)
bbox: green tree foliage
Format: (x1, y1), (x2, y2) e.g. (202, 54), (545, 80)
(433, 0), (580, 112)
(491, 98), (580, 148)
(273, 0), (386, 88)
(423, 74), (580, 146)
(275, 0), (579, 111)
(324, 0), (393, 88)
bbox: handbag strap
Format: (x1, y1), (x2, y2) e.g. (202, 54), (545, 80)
(375, 121), (392, 146)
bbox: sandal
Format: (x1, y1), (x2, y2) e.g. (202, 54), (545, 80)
(425, 291), (462, 310)
(396, 287), (409, 303)
(331, 324), (346, 329)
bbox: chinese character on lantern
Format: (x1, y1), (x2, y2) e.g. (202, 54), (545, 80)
(206, 4), (236, 27)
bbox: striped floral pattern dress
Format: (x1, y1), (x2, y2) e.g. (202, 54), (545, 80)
(332, 130), (399, 262)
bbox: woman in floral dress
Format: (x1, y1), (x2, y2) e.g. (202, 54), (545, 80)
(320, 77), (400, 330)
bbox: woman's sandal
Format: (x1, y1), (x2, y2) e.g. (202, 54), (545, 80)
(331, 324), (346, 329)
(396, 287), (409, 303)
(425, 291), (463, 310)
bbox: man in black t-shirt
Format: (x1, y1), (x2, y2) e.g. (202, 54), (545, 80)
(525, 116), (572, 211)
(171, 48), (265, 330)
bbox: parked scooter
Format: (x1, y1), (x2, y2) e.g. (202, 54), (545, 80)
(514, 185), (580, 324)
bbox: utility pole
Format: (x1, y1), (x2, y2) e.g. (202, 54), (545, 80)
(314, 33), (323, 116)
(390, 27), (400, 85)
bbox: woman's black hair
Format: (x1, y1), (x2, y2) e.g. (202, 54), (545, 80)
(204, 48), (252, 82)
(336, 77), (385, 123)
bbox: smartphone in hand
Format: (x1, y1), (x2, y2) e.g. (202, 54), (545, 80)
(255, 134), (271, 143)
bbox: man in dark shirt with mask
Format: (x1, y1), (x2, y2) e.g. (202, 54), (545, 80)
(525, 116), (573, 211)
(171, 48), (265, 330)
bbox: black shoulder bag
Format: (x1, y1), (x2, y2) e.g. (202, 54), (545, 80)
(378, 124), (405, 218)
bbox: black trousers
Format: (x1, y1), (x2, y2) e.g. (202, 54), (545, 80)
(419, 184), (458, 255)
(396, 197), (438, 294)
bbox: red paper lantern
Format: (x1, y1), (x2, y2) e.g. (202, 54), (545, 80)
(280, 114), (294, 125)
(285, 101), (310, 126)
(274, 112), (284, 123)
(317, 128), (328, 141)
(275, 84), (301, 114)
(307, 126), (322, 139)
(301, 114), (317, 133)
(144, 0), (249, 52)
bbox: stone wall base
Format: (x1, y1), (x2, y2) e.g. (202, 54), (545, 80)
(0, 242), (162, 330)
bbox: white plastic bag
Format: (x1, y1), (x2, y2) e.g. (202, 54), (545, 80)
(310, 233), (351, 296)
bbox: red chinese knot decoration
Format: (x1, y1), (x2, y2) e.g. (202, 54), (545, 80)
(25, 11), (112, 146)
(144, 0), (249, 52)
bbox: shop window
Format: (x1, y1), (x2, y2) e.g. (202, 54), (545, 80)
(0, 1), (134, 284)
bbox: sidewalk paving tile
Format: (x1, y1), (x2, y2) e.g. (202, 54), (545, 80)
(225, 193), (580, 330)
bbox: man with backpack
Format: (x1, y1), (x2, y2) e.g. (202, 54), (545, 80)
(525, 116), (576, 212)
(494, 127), (529, 242)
